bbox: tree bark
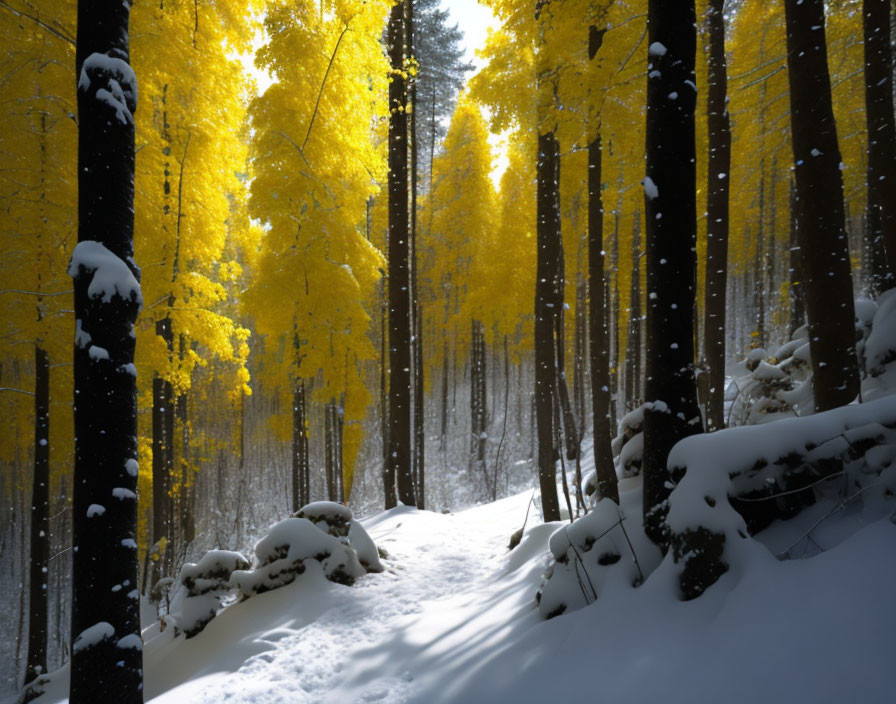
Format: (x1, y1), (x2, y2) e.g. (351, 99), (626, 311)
(387, 0), (415, 506)
(864, 0), (896, 291)
(151, 315), (173, 587)
(535, 131), (562, 522)
(788, 178), (806, 334)
(291, 378), (309, 512)
(784, 0), (860, 411)
(703, 0), (731, 432)
(642, 0), (703, 547)
(586, 37), (619, 501)
(71, 0), (142, 697)
(25, 345), (49, 686)
(626, 213), (643, 411)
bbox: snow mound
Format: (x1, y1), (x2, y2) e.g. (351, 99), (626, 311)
(231, 517), (365, 599)
(538, 487), (661, 618)
(295, 501), (383, 573)
(168, 550), (250, 638)
(666, 394), (896, 599)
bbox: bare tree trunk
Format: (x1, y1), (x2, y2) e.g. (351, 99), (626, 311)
(387, 0), (415, 506)
(586, 28), (619, 501)
(703, 0), (731, 432)
(784, 0), (860, 411)
(864, 0), (896, 291)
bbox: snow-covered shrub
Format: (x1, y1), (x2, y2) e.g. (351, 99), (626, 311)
(295, 501), (384, 573)
(231, 511), (370, 599)
(727, 328), (813, 425)
(168, 550), (250, 638)
(665, 395), (896, 599)
(610, 404), (647, 480)
(862, 290), (896, 401)
(537, 494), (661, 619)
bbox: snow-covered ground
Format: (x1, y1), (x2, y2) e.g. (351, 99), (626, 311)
(28, 455), (896, 704)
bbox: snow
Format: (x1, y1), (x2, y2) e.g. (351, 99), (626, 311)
(26, 426), (896, 704)
(71, 622), (115, 655)
(642, 176), (659, 200)
(125, 459), (139, 477)
(78, 53), (138, 125)
(88, 345), (109, 361)
(116, 635), (143, 651)
(112, 487), (136, 500)
(68, 240), (142, 307)
(86, 504), (105, 518)
(648, 42), (667, 57)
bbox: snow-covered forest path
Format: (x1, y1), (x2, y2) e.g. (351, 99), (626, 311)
(146, 492), (546, 704)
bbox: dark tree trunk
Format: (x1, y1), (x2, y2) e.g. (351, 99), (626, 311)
(470, 320), (489, 489)
(25, 345), (49, 686)
(71, 0), (143, 698)
(586, 49), (619, 503)
(788, 178), (806, 333)
(291, 378), (309, 512)
(554, 246), (579, 462)
(387, 0), (415, 507)
(755, 166), (767, 348)
(784, 0), (860, 411)
(535, 131), (562, 522)
(151, 315), (173, 587)
(573, 274), (587, 434)
(864, 0), (896, 291)
(626, 213), (643, 411)
(642, 0), (703, 547)
(703, 0), (731, 432)
(380, 280), (394, 508)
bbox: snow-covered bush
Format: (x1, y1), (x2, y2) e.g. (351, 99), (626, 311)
(610, 404), (647, 480)
(665, 394), (896, 599)
(537, 493), (661, 619)
(862, 290), (896, 401)
(295, 501), (384, 573)
(231, 502), (382, 599)
(167, 550), (250, 638)
(232, 517), (366, 598)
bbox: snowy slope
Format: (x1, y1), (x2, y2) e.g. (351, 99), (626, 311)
(29, 466), (896, 704)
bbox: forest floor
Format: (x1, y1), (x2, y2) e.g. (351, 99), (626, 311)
(26, 448), (896, 704)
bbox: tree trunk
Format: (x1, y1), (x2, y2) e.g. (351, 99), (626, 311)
(25, 345), (50, 685)
(292, 378), (309, 512)
(387, 0), (415, 506)
(586, 40), (619, 502)
(535, 131), (562, 522)
(626, 213), (643, 412)
(864, 0), (896, 291)
(784, 0), (860, 411)
(151, 315), (173, 587)
(788, 178), (806, 333)
(71, 0), (142, 697)
(642, 0), (703, 547)
(703, 0), (731, 432)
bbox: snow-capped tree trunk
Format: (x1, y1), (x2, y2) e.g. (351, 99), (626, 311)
(703, 0), (731, 433)
(387, 0), (415, 508)
(25, 344), (49, 686)
(535, 130), (562, 523)
(784, 0), (860, 412)
(587, 28), (619, 501)
(70, 0), (143, 699)
(642, 0), (703, 547)
(863, 0), (896, 290)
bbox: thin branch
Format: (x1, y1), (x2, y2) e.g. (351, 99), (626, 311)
(0, 1), (75, 45)
(302, 17), (356, 152)
(0, 386), (34, 396)
(0, 288), (72, 297)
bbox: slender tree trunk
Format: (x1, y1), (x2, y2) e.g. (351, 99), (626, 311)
(784, 0), (860, 411)
(151, 315), (173, 587)
(703, 0), (731, 432)
(626, 213), (643, 411)
(25, 345), (50, 686)
(535, 130), (562, 522)
(789, 178), (806, 333)
(292, 378), (309, 512)
(864, 0), (896, 291)
(380, 280), (394, 508)
(573, 274), (587, 434)
(586, 32), (619, 500)
(387, 0), (415, 506)
(71, 0), (142, 697)
(642, 0), (703, 547)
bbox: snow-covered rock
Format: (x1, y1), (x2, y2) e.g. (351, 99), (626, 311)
(168, 550), (250, 638)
